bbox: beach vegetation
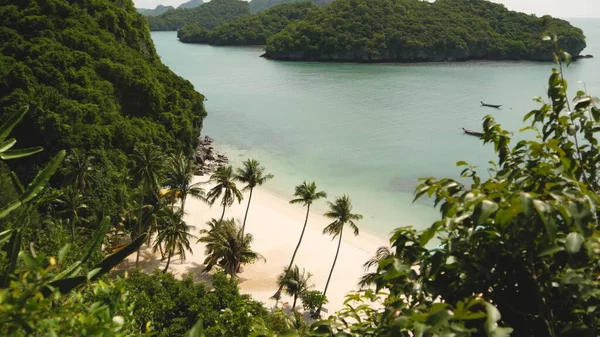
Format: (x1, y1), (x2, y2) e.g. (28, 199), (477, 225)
(206, 165), (244, 222)
(235, 158), (274, 237)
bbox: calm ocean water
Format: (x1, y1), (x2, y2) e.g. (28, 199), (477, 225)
(151, 18), (600, 236)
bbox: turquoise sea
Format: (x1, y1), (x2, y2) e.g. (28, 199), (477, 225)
(151, 18), (600, 236)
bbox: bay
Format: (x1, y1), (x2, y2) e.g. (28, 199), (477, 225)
(151, 18), (600, 236)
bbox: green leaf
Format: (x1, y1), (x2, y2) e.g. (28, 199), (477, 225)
(456, 161), (469, 167)
(566, 232), (584, 254)
(58, 244), (71, 263)
(1, 229), (22, 287)
(10, 171), (24, 194)
(80, 217), (110, 265)
(0, 138), (16, 152)
(20, 150), (65, 204)
(0, 106), (28, 143)
(538, 245), (564, 257)
(425, 309), (454, 332)
(0, 147), (43, 160)
(533, 200), (557, 240)
(0, 229), (12, 246)
(472, 200), (498, 226)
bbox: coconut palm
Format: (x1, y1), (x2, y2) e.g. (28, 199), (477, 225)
(198, 218), (265, 279)
(131, 143), (166, 268)
(165, 152), (205, 212)
(153, 207), (196, 273)
(316, 195), (362, 318)
(358, 246), (393, 288)
(206, 166), (243, 222)
(63, 149), (95, 193)
(55, 186), (89, 240)
(277, 265), (313, 310)
(273, 181), (326, 300)
(235, 159), (273, 237)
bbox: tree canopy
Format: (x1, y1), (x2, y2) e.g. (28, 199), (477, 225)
(249, 0), (331, 13)
(264, 0), (586, 62)
(179, 2), (318, 45)
(146, 0), (250, 31)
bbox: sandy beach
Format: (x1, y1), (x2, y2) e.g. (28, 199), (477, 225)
(129, 175), (388, 314)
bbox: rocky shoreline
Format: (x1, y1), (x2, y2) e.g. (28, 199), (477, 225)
(193, 135), (229, 176)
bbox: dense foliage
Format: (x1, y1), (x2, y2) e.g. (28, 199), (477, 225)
(179, 2), (318, 45)
(264, 0), (586, 62)
(146, 0), (250, 31)
(138, 5), (175, 17)
(249, 0), (331, 13)
(178, 0), (204, 10)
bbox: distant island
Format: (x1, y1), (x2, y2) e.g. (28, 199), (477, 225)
(262, 0), (587, 62)
(137, 5), (175, 16)
(249, 0), (332, 13)
(146, 0), (249, 31)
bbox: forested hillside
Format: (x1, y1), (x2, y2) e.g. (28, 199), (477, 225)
(264, 0), (586, 62)
(178, 2), (318, 45)
(138, 5), (175, 16)
(249, 0), (331, 13)
(177, 0), (204, 9)
(146, 0), (250, 31)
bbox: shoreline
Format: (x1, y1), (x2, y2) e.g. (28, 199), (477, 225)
(127, 174), (387, 314)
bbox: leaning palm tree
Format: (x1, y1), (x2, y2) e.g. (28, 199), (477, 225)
(316, 195), (362, 318)
(55, 185), (89, 240)
(63, 149), (95, 193)
(198, 218), (265, 279)
(206, 166), (243, 222)
(131, 143), (166, 268)
(273, 181), (326, 300)
(277, 265), (313, 310)
(153, 207), (197, 273)
(358, 246), (393, 288)
(165, 152), (205, 212)
(235, 159), (273, 237)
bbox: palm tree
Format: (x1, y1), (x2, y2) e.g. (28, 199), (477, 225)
(131, 143), (166, 268)
(153, 207), (196, 273)
(55, 186), (89, 240)
(235, 159), (273, 237)
(273, 181), (326, 300)
(198, 218), (265, 279)
(277, 265), (313, 310)
(165, 152), (205, 212)
(358, 246), (393, 288)
(205, 166), (243, 222)
(63, 149), (95, 193)
(316, 195), (362, 318)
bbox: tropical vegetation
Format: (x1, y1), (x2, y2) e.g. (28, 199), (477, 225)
(206, 165), (243, 221)
(264, 0), (586, 62)
(249, 0), (331, 13)
(146, 0), (250, 31)
(235, 159), (274, 236)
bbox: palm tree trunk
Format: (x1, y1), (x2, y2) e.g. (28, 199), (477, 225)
(220, 203), (227, 222)
(159, 243), (165, 260)
(316, 227), (343, 318)
(181, 195), (187, 213)
(241, 188), (253, 238)
(292, 294), (298, 311)
(135, 186), (145, 269)
(163, 242), (173, 273)
(273, 204), (311, 300)
(70, 219), (76, 240)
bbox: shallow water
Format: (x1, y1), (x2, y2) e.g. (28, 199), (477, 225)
(152, 18), (600, 236)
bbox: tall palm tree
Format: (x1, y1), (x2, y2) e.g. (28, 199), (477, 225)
(131, 143), (166, 268)
(358, 246), (393, 288)
(153, 207), (196, 273)
(277, 265), (313, 310)
(273, 181), (326, 300)
(55, 186), (89, 240)
(316, 195), (362, 318)
(235, 159), (273, 237)
(206, 166), (243, 222)
(198, 218), (265, 279)
(165, 152), (205, 212)
(63, 149), (95, 193)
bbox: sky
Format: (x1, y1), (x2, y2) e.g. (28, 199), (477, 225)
(133, 0), (600, 18)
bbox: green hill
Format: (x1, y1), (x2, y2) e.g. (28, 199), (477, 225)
(178, 2), (318, 45)
(138, 5), (175, 16)
(0, 0), (206, 210)
(177, 0), (204, 9)
(249, 0), (331, 13)
(264, 0), (586, 62)
(146, 0), (250, 31)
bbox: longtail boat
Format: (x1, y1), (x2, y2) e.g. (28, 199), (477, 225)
(462, 128), (484, 137)
(481, 101), (501, 108)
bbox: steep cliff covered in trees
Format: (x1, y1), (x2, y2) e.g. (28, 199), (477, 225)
(146, 0), (250, 31)
(249, 0), (331, 13)
(0, 0), (206, 212)
(264, 0), (587, 62)
(178, 2), (318, 45)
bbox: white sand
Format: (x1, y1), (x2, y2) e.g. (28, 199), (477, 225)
(129, 176), (387, 314)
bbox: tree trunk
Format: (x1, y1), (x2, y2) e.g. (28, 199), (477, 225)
(70, 219), (76, 241)
(163, 243), (173, 273)
(159, 243), (165, 261)
(273, 204), (311, 300)
(292, 294), (298, 311)
(136, 188), (145, 269)
(241, 188), (253, 238)
(219, 203), (227, 222)
(181, 195), (187, 213)
(316, 227), (343, 318)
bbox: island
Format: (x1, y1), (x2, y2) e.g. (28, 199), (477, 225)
(262, 0), (586, 62)
(146, 0), (250, 31)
